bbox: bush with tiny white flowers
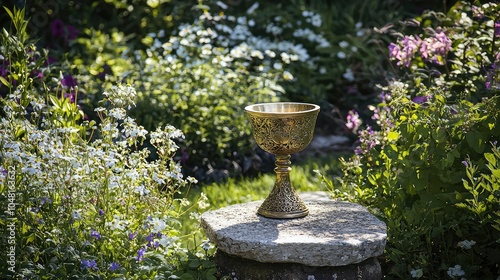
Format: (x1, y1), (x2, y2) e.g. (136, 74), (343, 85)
(0, 12), (213, 279)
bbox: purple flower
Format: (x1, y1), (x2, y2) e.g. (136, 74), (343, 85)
(45, 56), (57, 66)
(64, 92), (75, 103)
(136, 248), (146, 262)
(346, 110), (361, 133)
(388, 43), (400, 59)
(81, 259), (98, 270)
(128, 231), (137, 240)
(90, 230), (101, 240)
(412, 96), (429, 104)
(98, 209), (105, 216)
(51, 19), (79, 43)
(462, 160), (469, 167)
(0, 66), (8, 78)
(389, 35), (421, 67)
(61, 75), (77, 88)
(109, 262), (120, 271)
(66, 25), (79, 40)
(495, 22), (500, 37)
(51, 19), (65, 38)
(146, 233), (155, 242)
(420, 31), (451, 65)
(471, 6), (484, 18)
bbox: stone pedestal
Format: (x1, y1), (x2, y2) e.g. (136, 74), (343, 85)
(201, 197), (387, 280)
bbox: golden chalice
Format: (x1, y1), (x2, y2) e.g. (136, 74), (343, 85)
(245, 102), (320, 219)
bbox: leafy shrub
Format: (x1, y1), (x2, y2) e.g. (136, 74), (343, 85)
(321, 2), (500, 279)
(126, 2), (335, 180)
(0, 9), (213, 279)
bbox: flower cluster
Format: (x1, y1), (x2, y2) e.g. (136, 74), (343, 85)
(389, 31), (451, 67)
(0, 80), (208, 277)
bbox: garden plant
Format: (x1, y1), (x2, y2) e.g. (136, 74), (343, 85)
(321, 1), (500, 279)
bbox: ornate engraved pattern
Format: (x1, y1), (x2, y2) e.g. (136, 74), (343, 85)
(247, 114), (318, 155)
(245, 103), (320, 219)
(257, 155), (309, 218)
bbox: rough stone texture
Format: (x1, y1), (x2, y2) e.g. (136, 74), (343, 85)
(215, 250), (382, 280)
(201, 199), (387, 267)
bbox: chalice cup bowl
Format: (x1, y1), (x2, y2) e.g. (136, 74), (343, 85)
(245, 102), (320, 219)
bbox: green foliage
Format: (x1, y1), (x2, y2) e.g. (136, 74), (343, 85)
(326, 2), (500, 279)
(0, 8), (211, 279)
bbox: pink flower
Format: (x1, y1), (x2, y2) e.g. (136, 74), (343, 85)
(346, 110), (362, 133)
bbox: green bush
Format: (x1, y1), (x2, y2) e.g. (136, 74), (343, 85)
(320, 2), (500, 279)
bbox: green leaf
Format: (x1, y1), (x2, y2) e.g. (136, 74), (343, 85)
(484, 153), (497, 166)
(4, 7), (14, 20)
(387, 131), (399, 141)
(491, 169), (500, 179)
(466, 131), (485, 154)
(0, 76), (10, 87)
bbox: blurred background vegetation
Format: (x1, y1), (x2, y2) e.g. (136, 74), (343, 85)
(1, 0), (456, 183)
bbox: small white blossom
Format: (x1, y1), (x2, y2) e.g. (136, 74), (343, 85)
(150, 217), (167, 232)
(411, 268), (423, 278)
(339, 40), (349, 48)
(246, 2), (259, 14)
(216, 1), (228, 9)
(457, 240), (476, 249)
(447, 265), (465, 278)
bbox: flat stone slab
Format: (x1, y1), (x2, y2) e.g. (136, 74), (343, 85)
(201, 199), (387, 267)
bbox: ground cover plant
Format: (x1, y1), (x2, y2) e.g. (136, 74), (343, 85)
(321, 1), (500, 279)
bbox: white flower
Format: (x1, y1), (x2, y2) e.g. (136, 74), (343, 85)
(457, 240), (476, 249)
(310, 14), (322, 27)
(411, 268), (423, 278)
(273, 62), (282, 70)
(216, 1), (228, 9)
(197, 193), (210, 209)
(343, 68), (355, 81)
(339, 40), (349, 48)
(246, 2), (259, 14)
(150, 217), (167, 232)
(108, 108), (127, 120)
(135, 185), (150, 196)
(106, 215), (126, 231)
(283, 71), (294, 81)
(251, 50), (264, 59)
(72, 210), (81, 220)
(337, 51), (346, 59)
(447, 265), (465, 278)
(265, 49), (276, 58)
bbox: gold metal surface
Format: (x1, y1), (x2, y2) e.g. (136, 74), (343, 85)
(245, 102), (320, 219)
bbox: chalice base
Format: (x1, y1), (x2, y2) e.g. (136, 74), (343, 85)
(257, 178), (309, 219)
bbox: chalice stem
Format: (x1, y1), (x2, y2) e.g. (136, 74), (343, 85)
(275, 154), (292, 187)
(257, 154), (309, 218)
